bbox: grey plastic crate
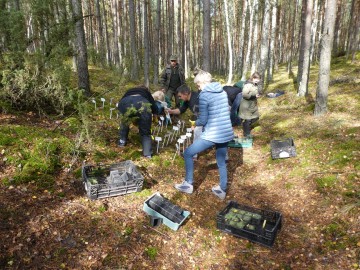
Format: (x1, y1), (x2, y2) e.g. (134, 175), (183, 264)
(270, 138), (296, 159)
(82, 161), (144, 200)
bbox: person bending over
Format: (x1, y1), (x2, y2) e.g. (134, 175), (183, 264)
(117, 86), (163, 158)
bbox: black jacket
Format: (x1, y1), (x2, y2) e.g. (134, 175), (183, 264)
(120, 88), (159, 114)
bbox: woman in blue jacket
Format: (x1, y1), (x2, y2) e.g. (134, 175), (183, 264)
(174, 71), (234, 199)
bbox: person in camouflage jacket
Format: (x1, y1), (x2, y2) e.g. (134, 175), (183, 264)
(159, 54), (185, 107)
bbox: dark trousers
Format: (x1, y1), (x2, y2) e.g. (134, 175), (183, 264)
(230, 93), (242, 126)
(165, 86), (180, 107)
(118, 95), (152, 157)
(239, 117), (259, 137)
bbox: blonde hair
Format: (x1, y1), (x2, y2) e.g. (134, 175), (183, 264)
(152, 90), (165, 102)
(194, 70), (212, 85)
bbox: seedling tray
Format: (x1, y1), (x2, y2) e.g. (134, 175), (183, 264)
(82, 161), (144, 200)
(143, 192), (190, 231)
(228, 138), (253, 148)
(270, 138), (296, 159)
(216, 201), (282, 247)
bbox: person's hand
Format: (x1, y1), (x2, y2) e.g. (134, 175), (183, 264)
(189, 120), (196, 127)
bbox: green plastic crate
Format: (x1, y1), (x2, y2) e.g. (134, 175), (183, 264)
(228, 137), (253, 148)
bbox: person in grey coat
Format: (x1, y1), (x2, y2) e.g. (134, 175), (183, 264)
(174, 71), (234, 200)
(238, 72), (261, 139)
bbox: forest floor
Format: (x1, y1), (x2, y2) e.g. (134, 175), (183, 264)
(0, 55), (359, 270)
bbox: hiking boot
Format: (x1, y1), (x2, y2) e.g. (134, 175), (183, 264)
(174, 181), (193, 194)
(211, 185), (226, 200)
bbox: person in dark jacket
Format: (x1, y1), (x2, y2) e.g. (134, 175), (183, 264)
(174, 71), (234, 200)
(166, 84), (202, 159)
(117, 86), (163, 158)
(159, 55), (185, 107)
(238, 72), (261, 139)
(223, 85), (243, 126)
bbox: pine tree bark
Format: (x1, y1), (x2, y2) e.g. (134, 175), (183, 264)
(153, 0), (161, 84)
(267, 0), (277, 83)
(242, 0), (256, 80)
(95, 0), (106, 66)
(71, 0), (90, 96)
(314, 0), (337, 116)
(111, 0), (120, 68)
(144, 0), (150, 87)
(224, 0), (233, 84)
(202, 0), (211, 72)
(298, 0), (313, 97)
(238, 0), (248, 77)
(129, 0), (138, 80)
(258, 0), (271, 93)
(251, 0), (259, 74)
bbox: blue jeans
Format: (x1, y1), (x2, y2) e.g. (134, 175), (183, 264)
(183, 139), (228, 191)
(230, 93), (242, 126)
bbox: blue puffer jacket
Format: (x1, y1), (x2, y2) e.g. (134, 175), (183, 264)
(195, 82), (234, 143)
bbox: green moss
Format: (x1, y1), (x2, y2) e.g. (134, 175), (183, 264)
(315, 174), (337, 191)
(145, 246), (158, 260)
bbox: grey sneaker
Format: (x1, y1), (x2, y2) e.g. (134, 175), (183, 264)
(212, 185), (226, 200)
(174, 181), (193, 194)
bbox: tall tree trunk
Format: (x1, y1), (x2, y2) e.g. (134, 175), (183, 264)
(310, 0), (319, 63)
(224, 0), (233, 84)
(202, 0), (211, 72)
(267, 0), (277, 83)
(238, 0), (248, 77)
(184, 0), (190, 78)
(345, 0), (356, 60)
(287, 0), (303, 74)
(153, 0), (161, 84)
(95, 0), (105, 66)
(251, 0), (259, 74)
(111, 0), (120, 68)
(298, 0), (313, 97)
(71, 0), (90, 96)
(167, 0), (174, 57)
(102, 0), (111, 66)
(314, 0), (337, 116)
(144, 0), (149, 87)
(258, 0), (271, 93)
(242, 0), (256, 80)
(129, 0), (138, 80)
(332, 0), (342, 56)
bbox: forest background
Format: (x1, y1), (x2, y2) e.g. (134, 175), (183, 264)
(0, 0), (359, 269)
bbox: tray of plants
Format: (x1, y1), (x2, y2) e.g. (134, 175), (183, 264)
(216, 201), (282, 247)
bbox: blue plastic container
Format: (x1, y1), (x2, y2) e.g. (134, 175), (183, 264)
(143, 192), (190, 231)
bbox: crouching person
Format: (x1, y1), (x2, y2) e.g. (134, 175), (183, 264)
(117, 86), (163, 158)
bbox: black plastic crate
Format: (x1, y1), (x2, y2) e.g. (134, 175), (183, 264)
(82, 161), (144, 200)
(270, 138), (296, 159)
(216, 201), (282, 248)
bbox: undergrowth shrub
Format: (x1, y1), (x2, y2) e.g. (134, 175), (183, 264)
(0, 53), (73, 115)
